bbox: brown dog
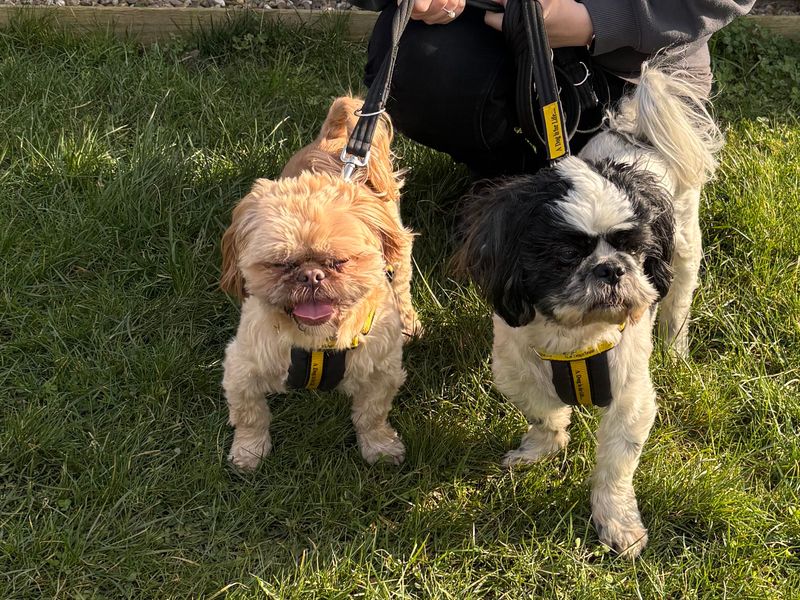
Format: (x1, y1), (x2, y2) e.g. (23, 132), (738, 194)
(219, 97), (417, 469)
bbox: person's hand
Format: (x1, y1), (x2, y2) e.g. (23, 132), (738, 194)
(484, 0), (594, 48)
(407, 0), (466, 25)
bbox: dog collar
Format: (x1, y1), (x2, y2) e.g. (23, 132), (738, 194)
(534, 322), (625, 408)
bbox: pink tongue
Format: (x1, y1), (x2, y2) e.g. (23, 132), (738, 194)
(292, 302), (334, 326)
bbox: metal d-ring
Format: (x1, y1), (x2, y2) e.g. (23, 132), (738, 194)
(353, 107), (387, 118)
(573, 62), (590, 87)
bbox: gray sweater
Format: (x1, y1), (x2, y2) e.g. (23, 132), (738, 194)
(356, 0), (755, 93)
(581, 0), (755, 91)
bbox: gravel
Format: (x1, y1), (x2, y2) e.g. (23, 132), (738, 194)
(0, 0), (357, 8)
(750, 0), (800, 15)
(0, 0), (796, 15)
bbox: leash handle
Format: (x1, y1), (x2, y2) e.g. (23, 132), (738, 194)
(504, 0), (570, 161)
(343, 0), (414, 179)
(344, 0), (570, 177)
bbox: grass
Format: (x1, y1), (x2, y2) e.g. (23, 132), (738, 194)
(1, 13), (798, 599)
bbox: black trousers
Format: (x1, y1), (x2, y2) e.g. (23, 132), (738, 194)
(365, 6), (627, 178)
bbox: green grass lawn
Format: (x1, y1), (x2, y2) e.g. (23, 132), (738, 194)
(1, 13), (799, 599)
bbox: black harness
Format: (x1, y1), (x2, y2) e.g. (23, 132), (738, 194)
(285, 309), (376, 391)
(534, 323), (625, 408)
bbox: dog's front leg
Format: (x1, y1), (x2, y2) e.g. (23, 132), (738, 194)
(501, 403), (572, 468)
(591, 386), (657, 558)
(222, 343), (278, 471)
(342, 354), (406, 465)
(493, 349), (572, 467)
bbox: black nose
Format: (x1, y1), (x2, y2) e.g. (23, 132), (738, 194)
(593, 262), (626, 285)
(296, 268), (325, 285)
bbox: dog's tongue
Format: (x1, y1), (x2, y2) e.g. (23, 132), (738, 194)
(292, 302), (334, 326)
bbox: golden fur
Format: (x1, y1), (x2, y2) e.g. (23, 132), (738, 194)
(219, 97), (416, 469)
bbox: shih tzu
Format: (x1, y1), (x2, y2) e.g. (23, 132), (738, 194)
(220, 97), (417, 470)
(456, 64), (722, 557)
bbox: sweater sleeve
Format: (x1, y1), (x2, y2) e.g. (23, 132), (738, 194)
(580, 0), (755, 56)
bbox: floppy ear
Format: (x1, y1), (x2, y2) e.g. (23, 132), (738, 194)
(349, 191), (412, 268)
(364, 112), (401, 201)
(321, 96), (401, 200)
(453, 182), (536, 328)
(220, 190), (262, 300)
(644, 194), (675, 300)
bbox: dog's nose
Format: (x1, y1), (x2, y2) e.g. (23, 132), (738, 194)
(297, 268), (326, 285)
(593, 262), (626, 285)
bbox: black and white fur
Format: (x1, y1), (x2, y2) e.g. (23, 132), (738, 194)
(457, 63), (722, 558)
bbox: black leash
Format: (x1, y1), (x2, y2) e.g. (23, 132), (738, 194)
(502, 0), (569, 161)
(341, 0), (415, 180)
(343, 0), (584, 178)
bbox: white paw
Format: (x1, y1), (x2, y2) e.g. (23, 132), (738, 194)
(358, 430), (406, 465)
(228, 434), (271, 471)
(669, 336), (689, 359)
(592, 514), (649, 558)
(501, 446), (552, 468)
(659, 321), (689, 358)
(502, 429), (568, 469)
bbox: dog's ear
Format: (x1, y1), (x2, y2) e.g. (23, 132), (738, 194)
(220, 188), (264, 300)
(453, 183), (536, 328)
(350, 191), (412, 268)
(321, 96), (401, 201)
(644, 196), (675, 300)
(319, 96), (361, 141)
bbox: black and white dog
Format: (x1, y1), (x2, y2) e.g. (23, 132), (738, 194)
(456, 64), (722, 557)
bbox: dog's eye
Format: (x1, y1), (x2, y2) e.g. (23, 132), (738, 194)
(327, 259), (349, 271)
(266, 262), (298, 271)
(558, 248), (581, 264)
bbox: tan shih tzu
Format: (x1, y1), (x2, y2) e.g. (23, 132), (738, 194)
(220, 97), (417, 470)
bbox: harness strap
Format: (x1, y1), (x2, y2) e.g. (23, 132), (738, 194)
(287, 348), (347, 391)
(535, 322), (625, 408)
(286, 279), (389, 392)
(549, 351), (613, 407)
(286, 308), (376, 391)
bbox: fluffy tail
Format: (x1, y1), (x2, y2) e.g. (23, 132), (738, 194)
(609, 62), (724, 191)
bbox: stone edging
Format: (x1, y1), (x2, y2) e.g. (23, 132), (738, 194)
(0, 7), (797, 44)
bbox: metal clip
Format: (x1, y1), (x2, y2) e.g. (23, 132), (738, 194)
(340, 148), (370, 182)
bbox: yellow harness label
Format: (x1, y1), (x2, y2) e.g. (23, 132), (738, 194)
(306, 351), (325, 389)
(569, 359), (593, 407)
(542, 101), (566, 159)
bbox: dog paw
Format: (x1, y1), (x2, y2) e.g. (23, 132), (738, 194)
(592, 514), (649, 559)
(501, 428), (568, 468)
(228, 435), (271, 471)
(358, 430), (406, 465)
(501, 446), (551, 468)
